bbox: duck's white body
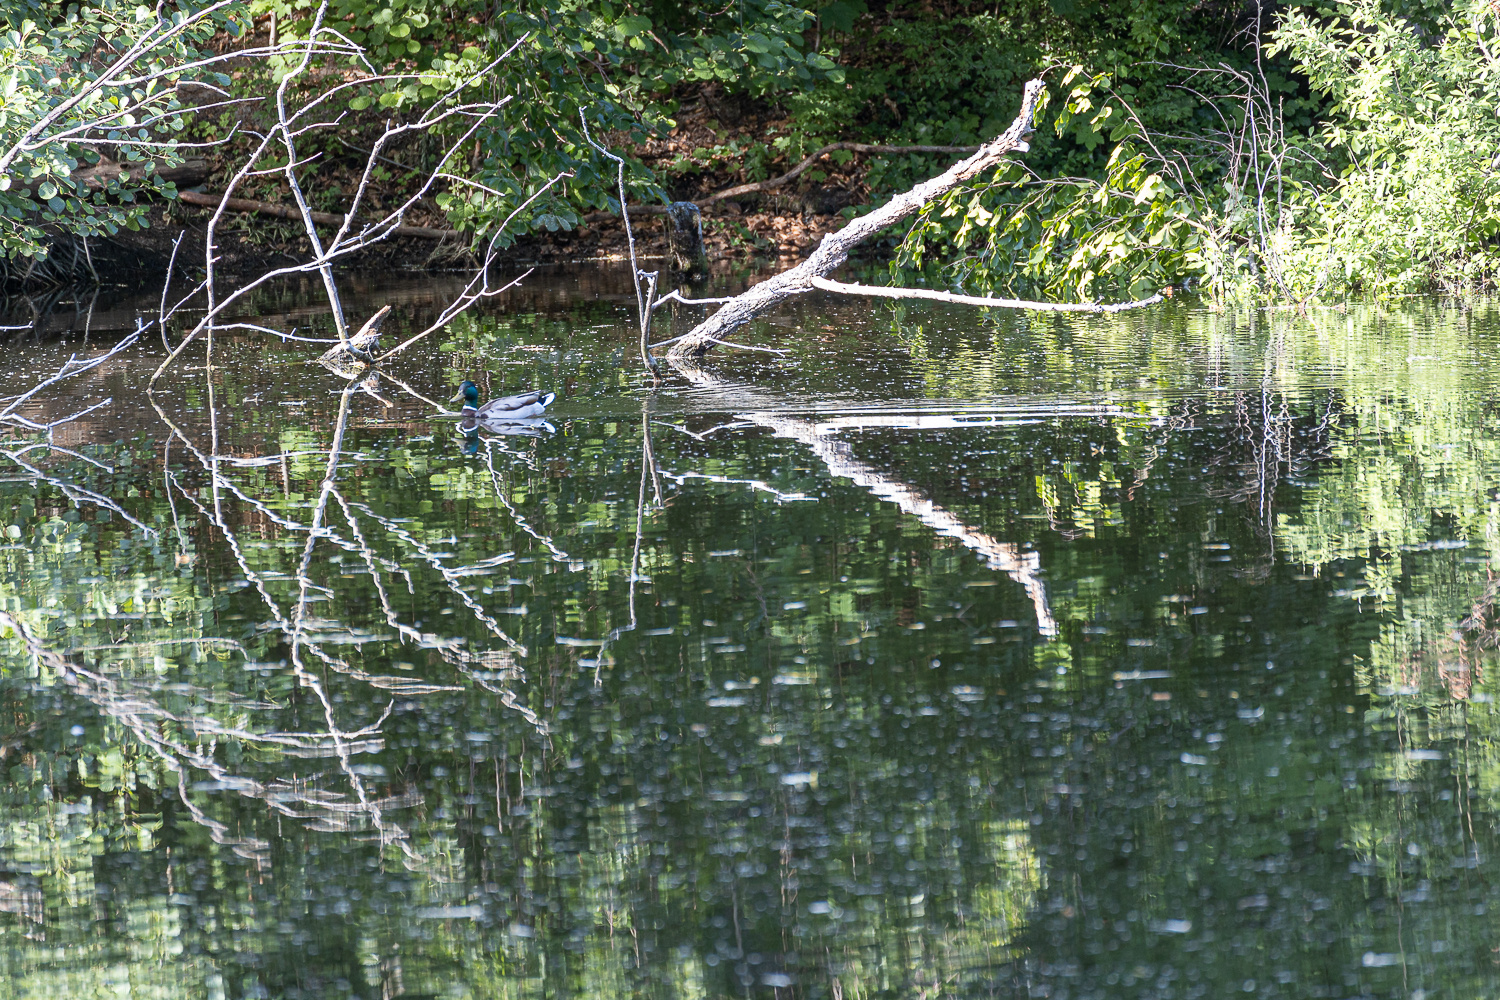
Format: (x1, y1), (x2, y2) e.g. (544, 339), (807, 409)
(463, 390), (556, 421)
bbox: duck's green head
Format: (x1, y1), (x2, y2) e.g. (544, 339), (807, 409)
(453, 380), (480, 408)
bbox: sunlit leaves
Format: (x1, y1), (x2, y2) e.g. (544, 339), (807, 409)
(895, 144), (1207, 302)
(1264, 0), (1500, 296)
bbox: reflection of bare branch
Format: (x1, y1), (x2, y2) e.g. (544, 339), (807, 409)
(660, 467), (813, 503)
(377, 371), (458, 414)
(175, 771), (273, 867)
(0, 329), (137, 426)
(282, 383), (415, 848)
(772, 417), (1057, 636)
(1125, 401), (1196, 502)
(477, 437), (579, 568)
(0, 608), (408, 864)
(445, 647), (548, 736)
(652, 418), (757, 441)
(669, 362), (1058, 636)
(157, 385), (536, 737)
(1, 445), (157, 536)
(349, 500), (529, 655)
(0, 325), (145, 531)
(593, 404), (658, 683)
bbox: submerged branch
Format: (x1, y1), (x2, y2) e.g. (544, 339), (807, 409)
(809, 277), (1165, 313)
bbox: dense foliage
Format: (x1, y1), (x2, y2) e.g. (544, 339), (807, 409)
(898, 0), (1500, 302)
(5, 295), (1500, 995)
(0, 0), (229, 261)
(15, 0), (1500, 301)
(244, 0), (846, 236)
(4, 0), (1268, 262)
(1269, 0), (1500, 296)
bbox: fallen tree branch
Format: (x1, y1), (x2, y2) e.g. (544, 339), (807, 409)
(701, 141), (982, 205)
(176, 189), (462, 240)
(71, 156), (210, 190)
(809, 276), (1165, 313)
(666, 79), (1046, 359)
(579, 142), (983, 223)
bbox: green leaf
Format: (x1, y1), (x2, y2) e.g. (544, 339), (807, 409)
(818, 0), (866, 34)
(617, 15), (651, 37)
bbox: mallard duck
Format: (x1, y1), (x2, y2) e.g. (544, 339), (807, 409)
(453, 380), (556, 420)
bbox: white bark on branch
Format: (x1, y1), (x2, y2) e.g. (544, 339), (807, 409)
(666, 79), (1046, 360)
(580, 142), (985, 223)
(809, 276), (1165, 313)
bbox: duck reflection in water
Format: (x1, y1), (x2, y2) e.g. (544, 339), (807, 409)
(461, 416), (554, 454)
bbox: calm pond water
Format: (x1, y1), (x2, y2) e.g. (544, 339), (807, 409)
(0, 268), (1497, 999)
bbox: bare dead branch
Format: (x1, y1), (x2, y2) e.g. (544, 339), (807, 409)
(667, 80), (1046, 359)
(580, 143), (987, 224)
(146, 22), (540, 384)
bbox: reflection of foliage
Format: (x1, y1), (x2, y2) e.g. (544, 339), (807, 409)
(8, 301), (1500, 995)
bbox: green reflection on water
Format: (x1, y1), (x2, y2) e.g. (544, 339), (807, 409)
(0, 278), (1497, 999)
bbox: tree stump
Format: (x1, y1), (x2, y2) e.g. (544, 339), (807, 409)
(319, 304), (391, 364)
(665, 201), (709, 276)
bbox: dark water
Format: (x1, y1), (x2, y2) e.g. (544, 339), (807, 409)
(0, 270), (1497, 999)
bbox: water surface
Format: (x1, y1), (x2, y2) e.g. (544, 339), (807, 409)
(0, 272), (1497, 999)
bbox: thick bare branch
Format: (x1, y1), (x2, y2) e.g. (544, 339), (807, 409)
(579, 143), (985, 223)
(666, 79), (1046, 359)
